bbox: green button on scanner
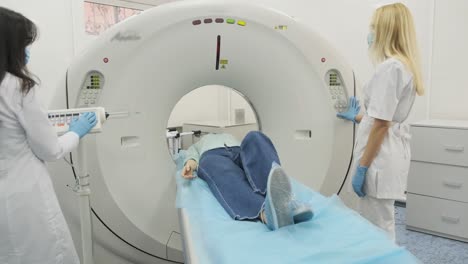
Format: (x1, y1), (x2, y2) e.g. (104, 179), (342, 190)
(227, 19), (235, 24)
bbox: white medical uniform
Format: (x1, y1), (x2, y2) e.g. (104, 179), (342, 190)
(0, 73), (80, 264)
(352, 58), (415, 241)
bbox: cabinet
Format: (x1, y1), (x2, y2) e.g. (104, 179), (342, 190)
(406, 120), (468, 242)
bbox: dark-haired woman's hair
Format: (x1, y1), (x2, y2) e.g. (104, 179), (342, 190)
(0, 7), (38, 94)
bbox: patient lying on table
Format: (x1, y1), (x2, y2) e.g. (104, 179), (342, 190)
(181, 131), (313, 230)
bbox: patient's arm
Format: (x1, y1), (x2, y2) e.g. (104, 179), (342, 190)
(182, 139), (203, 179)
(184, 139), (202, 165)
(182, 159), (198, 179)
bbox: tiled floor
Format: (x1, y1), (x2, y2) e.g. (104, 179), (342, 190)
(395, 206), (468, 264)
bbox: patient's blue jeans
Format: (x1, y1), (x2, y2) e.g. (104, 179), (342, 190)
(197, 131), (280, 220)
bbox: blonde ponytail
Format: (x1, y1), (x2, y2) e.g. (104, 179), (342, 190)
(370, 3), (424, 95)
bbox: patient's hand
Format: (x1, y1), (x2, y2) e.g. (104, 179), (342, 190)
(182, 160), (197, 179)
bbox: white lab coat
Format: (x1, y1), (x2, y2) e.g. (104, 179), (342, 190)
(0, 73), (80, 264)
(352, 58), (415, 239)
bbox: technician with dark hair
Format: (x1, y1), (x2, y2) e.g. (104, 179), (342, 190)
(0, 7), (96, 263)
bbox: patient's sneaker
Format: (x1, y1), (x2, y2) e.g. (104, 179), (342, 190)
(264, 163), (294, 230)
(290, 200), (314, 224)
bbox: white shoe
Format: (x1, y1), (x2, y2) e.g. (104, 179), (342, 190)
(263, 164), (294, 230)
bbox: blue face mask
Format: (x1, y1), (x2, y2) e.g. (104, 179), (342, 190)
(367, 32), (375, 48)
(25, 47), (30, 64)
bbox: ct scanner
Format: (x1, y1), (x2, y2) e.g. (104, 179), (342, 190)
(48, 1), (357, 263)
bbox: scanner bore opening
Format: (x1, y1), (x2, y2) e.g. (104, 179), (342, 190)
(166, 85), (260, 159)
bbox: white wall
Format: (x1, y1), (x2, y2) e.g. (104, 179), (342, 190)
(429, 0), (468, 120)
(4, 0), (467, 123)
(229, 89), (258, 124)
(401, 0), (435, 122)
(252, 0), (434, 123)
(168, 85), (226, 127)
(167, 85), (257, 127)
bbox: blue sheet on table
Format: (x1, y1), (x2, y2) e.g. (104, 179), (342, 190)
(174, 151), (420, 264)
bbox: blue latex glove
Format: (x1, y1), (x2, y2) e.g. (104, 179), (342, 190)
(69, 112), (97, 138)
(352, 165), (368, 197)
(337, 96), (361, 123)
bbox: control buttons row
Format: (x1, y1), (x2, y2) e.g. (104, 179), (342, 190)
(48, 113), (79, 126)
(329, 73), (341, 86)
(330, 90), (344, 95)
(80, 87), (100, 105)
(192, 18), (246, 26)
(81, 94), (98, 99)
(81, 92), (99, 98)
(82, 90), (99, 94)
(83, 100), (96, 105)
(335, 100), (347, 107)
(334, 100), (348, 111)
(88, 75), (101, 89)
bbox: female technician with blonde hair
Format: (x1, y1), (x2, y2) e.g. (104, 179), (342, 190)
(337, 2), (424, 241)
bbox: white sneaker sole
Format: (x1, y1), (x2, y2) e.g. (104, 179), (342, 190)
(266, 166), (293, 229)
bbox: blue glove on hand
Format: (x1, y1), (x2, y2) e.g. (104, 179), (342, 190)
(352, 165), (368, 197)
(69, 112), (97, 138)
(337, 96), (361, 123)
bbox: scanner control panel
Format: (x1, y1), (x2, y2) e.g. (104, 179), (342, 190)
(326, 70), (349, 113)
(77, 71), (105, 107)
(48, 107), (106, 135)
